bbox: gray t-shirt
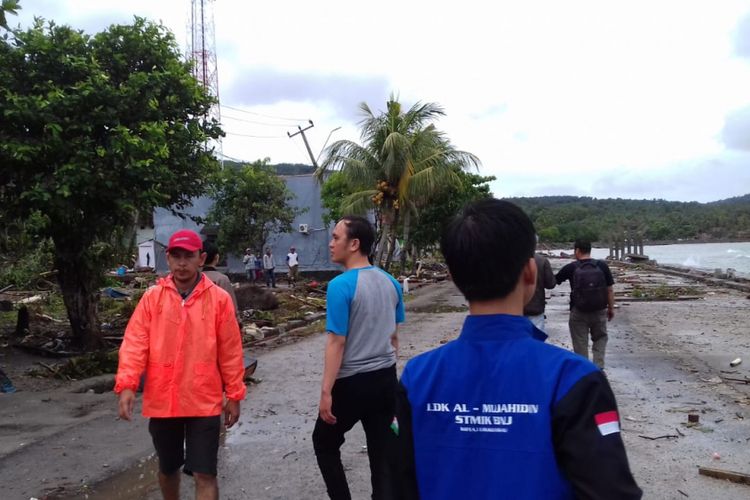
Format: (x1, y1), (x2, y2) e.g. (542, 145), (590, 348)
(326, 266), (405, 378)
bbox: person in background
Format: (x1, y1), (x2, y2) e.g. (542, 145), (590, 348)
(202, 241), (240, 322)
(0, 367), (16, 393)
(313, 215), (405, 500)
(243, 248), (256, 284)
(523, 246), (556, 332)
(286, 246), (300, 287)
(254, 253), (263, 282)
(115, 229), (246, 500)
(393, 199), (640, 500)
(555, 239), (615, 370)
(263, 247), (276, 288)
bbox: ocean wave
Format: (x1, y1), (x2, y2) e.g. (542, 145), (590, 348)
(682, 256), (702, 268)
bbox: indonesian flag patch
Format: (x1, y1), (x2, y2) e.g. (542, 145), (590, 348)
(594, 411), (620, 436)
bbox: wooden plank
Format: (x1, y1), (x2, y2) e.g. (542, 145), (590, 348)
(699, 466), (750, 485)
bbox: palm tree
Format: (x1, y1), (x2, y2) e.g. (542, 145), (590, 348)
(316, 95), (480, 272)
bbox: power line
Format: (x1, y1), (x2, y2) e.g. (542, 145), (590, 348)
(221, 113), (303, 128)
(222, 104), (309, 123)
(224, 130), (286, 139)
(218, 152), (248, 163)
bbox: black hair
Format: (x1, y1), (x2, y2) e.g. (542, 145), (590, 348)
(203, 240), (219, 264)
(440, 199), (536, 301)
(339, 215), (375, 256)
(574, 239), (592, 254)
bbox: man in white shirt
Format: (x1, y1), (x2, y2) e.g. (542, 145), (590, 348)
(242, 248), (256, 284)
(262, 248), (276, 288)
(286, 246), (300, 286)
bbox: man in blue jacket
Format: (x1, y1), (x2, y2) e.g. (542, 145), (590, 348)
(395, 199), (641, 499)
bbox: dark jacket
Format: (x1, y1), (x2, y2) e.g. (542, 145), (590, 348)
(524, 254), (556, 316)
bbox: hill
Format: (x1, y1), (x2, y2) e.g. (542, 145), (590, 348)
(222, 160), (315, 176)
(507, 195), (750, 243)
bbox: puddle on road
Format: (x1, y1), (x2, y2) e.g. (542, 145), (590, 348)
(52, 428), (236, 499)
(49, 455), (160, 500)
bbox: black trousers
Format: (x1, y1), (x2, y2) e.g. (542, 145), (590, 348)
(313, 365), (398, 500)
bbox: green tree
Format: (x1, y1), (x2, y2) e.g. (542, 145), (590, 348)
(409, 169), (494, 266)
(317, 95), (479, 271)
(205, 159), (304, 256)
(0, 18), (222, 348)
(0, 0), (20, 30)
(319, 171), (355, 227)
(537, 226), (561, 243)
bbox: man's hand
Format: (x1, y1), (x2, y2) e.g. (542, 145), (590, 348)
(607, 307), (615, 321)
(118, 389), (136, 421)
(224, 399), (240, 428)
(319, 391), (336, 424)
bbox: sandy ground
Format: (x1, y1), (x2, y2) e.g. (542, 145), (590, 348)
(2, 260), (750, 499)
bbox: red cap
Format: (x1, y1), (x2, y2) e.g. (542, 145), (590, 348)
(167, 229), (203, 252)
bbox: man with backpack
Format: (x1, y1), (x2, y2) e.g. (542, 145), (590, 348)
(556, 239), (615, 370)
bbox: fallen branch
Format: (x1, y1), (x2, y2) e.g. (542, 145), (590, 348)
(698, 466), (750, 486)
(38, 314), (65, 323)
(288, 294), (325, 309)
(17, 294), (43, 305)
(36, 361), (61, 376)
(721, 376), (750, 384)
(638, 434), (679, 440)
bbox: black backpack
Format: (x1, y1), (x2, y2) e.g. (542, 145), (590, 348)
(571, 260), (608, 312)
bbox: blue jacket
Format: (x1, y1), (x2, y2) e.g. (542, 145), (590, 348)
(396, 314), (641, 500)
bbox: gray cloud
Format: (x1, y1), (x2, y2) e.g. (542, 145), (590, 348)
(734, 12), (750, 59)
(18, 1), (143, 34)
(590, 158), (750, 202)
(494, 155), (750, 203)
(223, 68), (392, 121)
(721, 105), (750, 150)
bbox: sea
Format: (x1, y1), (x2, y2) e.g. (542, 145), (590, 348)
(585, 242), (750, 278)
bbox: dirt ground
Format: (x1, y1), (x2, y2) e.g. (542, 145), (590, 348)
(1, 261), (750, 499)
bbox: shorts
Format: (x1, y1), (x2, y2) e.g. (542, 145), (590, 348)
(148, 416), (221, 476)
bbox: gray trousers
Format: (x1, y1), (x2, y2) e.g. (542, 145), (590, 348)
(569, 308), (608, 369)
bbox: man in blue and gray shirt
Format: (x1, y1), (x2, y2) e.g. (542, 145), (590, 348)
(313, 215), (405, 500)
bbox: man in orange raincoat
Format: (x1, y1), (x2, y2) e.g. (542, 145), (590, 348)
(115, 229), (246, 500)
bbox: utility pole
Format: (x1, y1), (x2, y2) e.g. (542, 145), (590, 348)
(288, 120), (318, 169)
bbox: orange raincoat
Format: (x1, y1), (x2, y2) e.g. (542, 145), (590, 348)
(114, 274), (246, 417)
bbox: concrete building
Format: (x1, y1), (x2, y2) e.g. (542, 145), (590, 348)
(152, 174), (337, 275)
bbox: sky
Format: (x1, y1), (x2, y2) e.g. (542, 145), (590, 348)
(10, 0), (750, 203)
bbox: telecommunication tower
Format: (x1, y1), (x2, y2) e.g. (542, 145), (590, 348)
(188, 0), (221, 125)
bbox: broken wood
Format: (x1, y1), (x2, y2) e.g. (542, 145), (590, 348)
(618, 295), (703, 302)
(38, 314), (65, 323)
(36, 361), (61, 377)
(638, 434), (679, 440)
(721, 376), (750, 384)
(288, 294), (325, 309)
(17, 294), (43, 305)
(698, 466), (750, 486)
